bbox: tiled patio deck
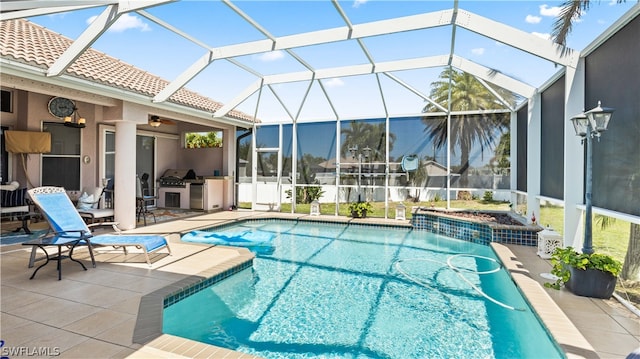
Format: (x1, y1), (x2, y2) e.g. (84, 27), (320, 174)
(1, 211), (638, 358)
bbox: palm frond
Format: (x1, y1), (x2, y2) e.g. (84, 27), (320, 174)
(552, 0), (591, 45)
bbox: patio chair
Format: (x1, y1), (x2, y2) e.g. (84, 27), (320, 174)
(136, 173), (157, 226)
(76, 185), (115, 224)
(25, 187), (171, 278)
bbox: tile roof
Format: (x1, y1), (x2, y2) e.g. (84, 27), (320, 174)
(0, 19), (256, 123)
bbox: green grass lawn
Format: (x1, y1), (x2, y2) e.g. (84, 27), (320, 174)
(540, 205), (630, 261)
(279, 199), (511, 218)
(274, 200), (630, 264)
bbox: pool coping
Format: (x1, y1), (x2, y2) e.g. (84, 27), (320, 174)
(132, 249), (255, 345)
(131, 214), (597, 358)
(491, 243), (598, 358)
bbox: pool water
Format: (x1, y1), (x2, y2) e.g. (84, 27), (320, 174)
(164, 220), (562, 359)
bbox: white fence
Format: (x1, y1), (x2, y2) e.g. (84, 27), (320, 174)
(237, 182), (511, 206)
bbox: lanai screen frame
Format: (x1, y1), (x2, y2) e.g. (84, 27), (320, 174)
(3, 1), (638, 244)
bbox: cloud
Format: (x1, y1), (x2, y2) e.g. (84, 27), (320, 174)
(532, 32), (551, 40)
(539, 4), (561, 17)
(526, 15), (542, 24)
(540, 4), (585, 21)
(87, 13), (150, 32)
(353, 0), (367, 8)
(471, 48), (485, 55)
(324, 78), (345, 87)
(257, 51), (284, 62)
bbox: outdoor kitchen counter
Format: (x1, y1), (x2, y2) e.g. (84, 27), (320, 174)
(201, 177), (233, 211)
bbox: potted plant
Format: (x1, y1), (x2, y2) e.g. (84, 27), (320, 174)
(544, 246), (622, 299)
(348, 201), (373, 218)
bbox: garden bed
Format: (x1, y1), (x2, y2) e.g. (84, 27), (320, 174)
(412, 208), (540, 246)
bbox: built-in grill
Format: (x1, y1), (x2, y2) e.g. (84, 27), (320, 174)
(158, 169), (196, 188)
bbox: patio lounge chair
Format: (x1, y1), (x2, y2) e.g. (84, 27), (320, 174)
(25, 187), (171, 278)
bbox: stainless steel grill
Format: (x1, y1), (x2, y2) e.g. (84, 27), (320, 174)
(158, 169), (196, 187)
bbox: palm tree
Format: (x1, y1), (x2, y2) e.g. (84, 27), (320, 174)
(340, 121), (396, 161)
(552, 0), (626, 45)
(422, 68), (513, 187)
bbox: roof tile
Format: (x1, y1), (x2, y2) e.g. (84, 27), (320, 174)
(0, 19), (255, 123)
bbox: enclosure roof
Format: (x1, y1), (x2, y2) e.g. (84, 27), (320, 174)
(1, 1), (637, 125)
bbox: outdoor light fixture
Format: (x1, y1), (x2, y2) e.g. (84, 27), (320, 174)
(149, 116), (162, 127)
(310, 200), (320, 216)
(63, 107), (86, 128)
(570, 101), (614, 255)
(570, 113), (589, 137)
(585, 101), (615, 133)
(395, 202), (406, 221)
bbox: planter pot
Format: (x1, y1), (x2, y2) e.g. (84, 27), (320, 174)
(351, 210), (367, 218)
(566, 267), (617, 299)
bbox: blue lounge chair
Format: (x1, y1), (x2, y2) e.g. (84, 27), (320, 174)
(25, 187), (171, 279)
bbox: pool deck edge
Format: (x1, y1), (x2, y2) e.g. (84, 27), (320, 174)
(131, 246), (257, 358)
(491, 243), (598, 359)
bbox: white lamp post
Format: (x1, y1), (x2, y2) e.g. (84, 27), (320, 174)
(570, 101), (614, 255)
(348, 145), (371, 202)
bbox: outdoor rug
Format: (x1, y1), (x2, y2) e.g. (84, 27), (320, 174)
(142, 209), (202, 225)
(0, 229), (49, 246)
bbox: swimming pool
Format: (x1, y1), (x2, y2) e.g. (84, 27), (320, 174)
(164, 220), (563, 358)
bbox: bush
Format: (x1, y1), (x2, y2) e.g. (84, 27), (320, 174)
(285, 184), (324, 204)
(483, 191), (494, 202)
(348, 201), (373, 218)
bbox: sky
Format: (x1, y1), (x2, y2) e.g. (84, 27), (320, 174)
(27, 0), (637, 123)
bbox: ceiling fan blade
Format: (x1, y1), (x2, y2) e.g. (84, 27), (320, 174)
(149, 115), (176, 126)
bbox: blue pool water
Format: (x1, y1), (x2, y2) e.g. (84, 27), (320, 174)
(164, 220), (563, 359)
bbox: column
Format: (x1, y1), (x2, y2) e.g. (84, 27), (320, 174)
(564, 58), (586, 248)
(114, 121), (137, 230)
(526, 92), (541, 224)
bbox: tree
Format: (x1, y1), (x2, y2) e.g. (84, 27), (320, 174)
(553, 0), (639, 286)
(622, 225), (640, 281)
(341, 121), (396, 162)
(551, 0), (626, 45)
(422, 68), (513, 187)
(406, 156), (429, 201)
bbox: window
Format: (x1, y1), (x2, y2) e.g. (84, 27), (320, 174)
(0, 127), (8, 183)
(101, 128), (156, 195)
(104, 130), (115, 188)
(185, 131), (222, 148)
(136, 135), (156, 193)
(42, 122), (81, 190)
(0, 90), (12, 113)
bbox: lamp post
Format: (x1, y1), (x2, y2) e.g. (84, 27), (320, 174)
(348, 145), (372, 202)
(570, 101), (614, 255)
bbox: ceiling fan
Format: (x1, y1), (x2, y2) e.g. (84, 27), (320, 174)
(149, 115), (176, 127)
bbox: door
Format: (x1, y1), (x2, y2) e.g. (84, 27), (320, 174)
(253, 148), (281, 211)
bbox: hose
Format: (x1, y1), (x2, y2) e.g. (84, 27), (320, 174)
(394, 255), (526, 311)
